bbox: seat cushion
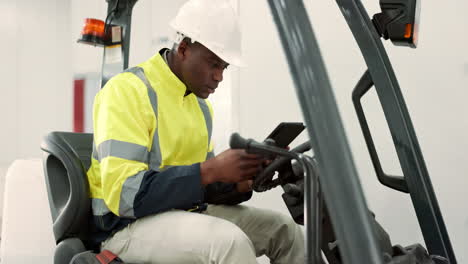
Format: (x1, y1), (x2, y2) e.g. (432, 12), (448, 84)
(0, 159), (55, 263)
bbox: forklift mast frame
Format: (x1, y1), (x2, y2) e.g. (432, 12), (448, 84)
(267, 0), (456, 263)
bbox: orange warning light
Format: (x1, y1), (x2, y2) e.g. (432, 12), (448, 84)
(78, 18), (107, 46)
(81, 18), (105, 37)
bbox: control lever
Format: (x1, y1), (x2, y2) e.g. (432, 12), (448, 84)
(229, 132), (322, 263)
(230, 132), (295, 159)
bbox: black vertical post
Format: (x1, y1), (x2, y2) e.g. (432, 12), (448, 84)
(267, 0), (385, 263)
(101, 0), (137, 87)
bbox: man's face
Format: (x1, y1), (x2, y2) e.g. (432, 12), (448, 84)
(179, 42), (229, 99)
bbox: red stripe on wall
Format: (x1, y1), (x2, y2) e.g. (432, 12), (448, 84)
(74, 79), (85, 132)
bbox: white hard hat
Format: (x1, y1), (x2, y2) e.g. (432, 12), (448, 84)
(170, 0), (245, 67)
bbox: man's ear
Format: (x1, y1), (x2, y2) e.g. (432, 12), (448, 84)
(177, 40), (190, 60)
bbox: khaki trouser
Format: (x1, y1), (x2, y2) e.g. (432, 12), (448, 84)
(101, 204), (305, 264)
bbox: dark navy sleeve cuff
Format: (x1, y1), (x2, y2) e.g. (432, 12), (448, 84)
(133, 163), (204, 218)
(204, 182), (253, 205)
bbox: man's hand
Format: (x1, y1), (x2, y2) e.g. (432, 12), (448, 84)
(200, 149), (264, 185)
(235, 158), (273, 192)
(236, 180), (253, 192)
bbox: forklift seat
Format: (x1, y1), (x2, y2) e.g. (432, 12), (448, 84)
(41, 131), (94, 264)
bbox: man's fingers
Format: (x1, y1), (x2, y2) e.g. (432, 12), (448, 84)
(240, 167), (261, 179)
(240, 150), (265, 160)
(239, 159), (264, 169)
(239, 173), (254, 181)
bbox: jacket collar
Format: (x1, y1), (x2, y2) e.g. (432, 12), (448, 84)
(146, 49), (189, 101)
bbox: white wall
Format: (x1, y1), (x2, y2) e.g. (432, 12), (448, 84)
(0, 0), (72, 167)
(239, 0), (468, 262)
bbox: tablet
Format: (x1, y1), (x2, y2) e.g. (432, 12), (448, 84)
(265, 122), (305, 148)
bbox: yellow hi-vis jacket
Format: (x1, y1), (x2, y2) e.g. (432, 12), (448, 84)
(87, 50), (252, 244)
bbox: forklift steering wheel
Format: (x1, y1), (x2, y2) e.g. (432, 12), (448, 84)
(253, 141), (311, 192)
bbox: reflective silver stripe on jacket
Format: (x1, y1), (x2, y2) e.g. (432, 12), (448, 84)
(118, 170), (147, 217)
(92, 198), (111, 216)
(95, 139), (149, 163)
(197, 97), (213, 148)
(91, 169), (147, 218)
(126, 67), (163, 171)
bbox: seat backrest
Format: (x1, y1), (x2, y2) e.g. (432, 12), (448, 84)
(41, 131), (94, 246)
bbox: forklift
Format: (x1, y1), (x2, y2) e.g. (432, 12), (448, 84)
(40, 0), (457, 263)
